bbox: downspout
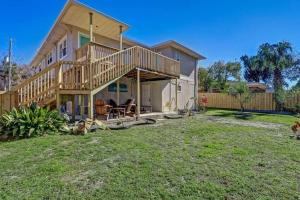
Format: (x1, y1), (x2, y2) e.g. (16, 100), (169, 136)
(194, 60), (198, 110)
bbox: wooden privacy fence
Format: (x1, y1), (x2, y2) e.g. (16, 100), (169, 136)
(0, 91), (17, 115)
(199, 92), (300, 111)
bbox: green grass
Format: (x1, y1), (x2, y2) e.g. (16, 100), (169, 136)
(205, 108), (299, 126)
(0, 115), (299, 199)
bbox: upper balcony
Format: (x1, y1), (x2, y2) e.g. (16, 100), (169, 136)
(75, 42), (180, 78)
(75, 42), (118, 62)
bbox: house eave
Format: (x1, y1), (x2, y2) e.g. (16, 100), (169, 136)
(30, 0), (129, 67)
(152, 40), (206, 60)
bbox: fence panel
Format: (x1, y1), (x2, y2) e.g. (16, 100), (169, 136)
(0, 91), (17, 115)
(198, 92), (299, 111)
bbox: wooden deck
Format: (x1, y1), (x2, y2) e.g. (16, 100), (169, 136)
(3, 43), (180, 113)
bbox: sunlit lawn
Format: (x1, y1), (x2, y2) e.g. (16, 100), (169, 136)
(0, 115), (299, 199)
(205, 108), (299, 126)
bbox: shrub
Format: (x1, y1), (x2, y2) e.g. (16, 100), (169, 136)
(0, 104), (66, 139)
(228, 82), (252, 112)
(295, 104), (300, 114)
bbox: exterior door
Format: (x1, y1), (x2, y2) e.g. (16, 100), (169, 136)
(79, 33), (90, 48)
(142, 84), (151, 106)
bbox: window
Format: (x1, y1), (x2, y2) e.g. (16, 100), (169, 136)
(59, 36), (67, 59)
(47, 52), (53, 65)
(108, 83), (128, 92)
(174, 51), (180, 61)
(177, 83), (182, 92)
(78, 32), (90, 48)
(37, 62), (42, 72)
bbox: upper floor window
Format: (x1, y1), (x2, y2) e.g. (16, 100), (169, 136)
(174, 51), (180, 61)
(37, 62), (42, 72)
(78, 32), (90, 48)
(47, 52), (53, 65)
(59, 35), (67, 59)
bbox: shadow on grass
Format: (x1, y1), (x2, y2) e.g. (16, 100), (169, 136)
(210, 111), (255, 120)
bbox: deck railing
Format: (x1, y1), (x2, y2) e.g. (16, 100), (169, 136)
(13, 62), (60, 106)
(91, 46), (180, 89)
(60, 61), (90, 90)
(75, 42), (118, 62)
(13, 45), (180, 107)
(13, 61), (89, 106)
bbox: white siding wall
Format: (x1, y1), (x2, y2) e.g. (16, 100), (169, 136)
(156, 47), (198, 110)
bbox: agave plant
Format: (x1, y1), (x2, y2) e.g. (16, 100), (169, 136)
(0, 104), (66, 139)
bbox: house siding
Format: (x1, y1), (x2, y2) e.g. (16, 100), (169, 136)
(154, 46), (198, 109)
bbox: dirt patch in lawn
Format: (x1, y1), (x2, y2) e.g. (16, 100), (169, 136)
(204, 116), (283, 129)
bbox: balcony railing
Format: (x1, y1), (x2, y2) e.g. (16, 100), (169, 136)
(75, 42), (118, 62)
(14, 43), (180, 106)
(90, 46), (180, 89)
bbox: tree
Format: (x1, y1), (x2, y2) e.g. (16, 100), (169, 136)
(0, 61), (18, 90)
(292, 81), (300, 91)
(228, 82), (252, 112)
(257, 41), (298, 110)
(198, 67), (213, 92)
(0, 57), (24, 90)
(241, 55), (271, 83)
(208, 61), (241, 91)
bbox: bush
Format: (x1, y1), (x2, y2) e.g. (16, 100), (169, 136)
(284, 104), (300, 114)
(0, 104), (66, 139)
(228, 82), (252, 112)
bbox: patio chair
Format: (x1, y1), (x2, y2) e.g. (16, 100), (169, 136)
(95, 99), (112, 120)
(109, 99), (118, 108)
(119, 98), (136, 117)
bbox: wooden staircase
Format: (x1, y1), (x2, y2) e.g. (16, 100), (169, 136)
(3, 45), (180, 110)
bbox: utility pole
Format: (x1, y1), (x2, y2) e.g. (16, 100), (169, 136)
(8, 38), (12, 91)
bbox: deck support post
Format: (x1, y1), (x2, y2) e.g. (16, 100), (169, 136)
(89, 12), (93, 42)
(72, 95), (76, 121)
(56, 63), (62, 111)
(136, 69), (141, 120)
(88, 93), (94, 120)
(119, 26), (123, 51)
(78, 95), (83, 116)
(117, 80), (120, 106)
(56, 93), (60, 111)
(175, 79), (178, 111)
(89, 12), (94, 90)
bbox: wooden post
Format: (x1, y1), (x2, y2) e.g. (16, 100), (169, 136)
(88, 94), (94, 119)
(119, 26), (123, 50)
(175, 79), (178, 111)
(89, 12), (94, 90)
(72, 95), (76, 121)
(56, 63), (62, 110)
(78, 95), (82, 116)
(56, 93), (61, 111)
(89, 13), (93, 42)
(117, 80), (120, 106)
(136, 69), (141, 120)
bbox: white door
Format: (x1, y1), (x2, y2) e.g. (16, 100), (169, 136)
(142, 84), (151, 106)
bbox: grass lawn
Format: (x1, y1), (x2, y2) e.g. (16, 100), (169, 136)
(0, 115), (299, 199)
(205, 108), (299, 126)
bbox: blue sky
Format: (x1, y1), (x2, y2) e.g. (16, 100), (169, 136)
(1, 0), (300, 68)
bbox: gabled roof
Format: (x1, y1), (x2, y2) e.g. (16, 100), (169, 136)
(30, 0), (129, 66)
(152, 40), (206, 60)
(123, 37), (150, 49)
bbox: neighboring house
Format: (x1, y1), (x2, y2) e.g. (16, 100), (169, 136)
(247, 83), (267, 93)
(5, 0), (205, 120)
(205, 82), (271, 94)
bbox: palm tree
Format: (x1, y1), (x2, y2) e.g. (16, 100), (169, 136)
(257, 41), (296, 110)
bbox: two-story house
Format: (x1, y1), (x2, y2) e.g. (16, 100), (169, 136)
(9, 0), (205, 120)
